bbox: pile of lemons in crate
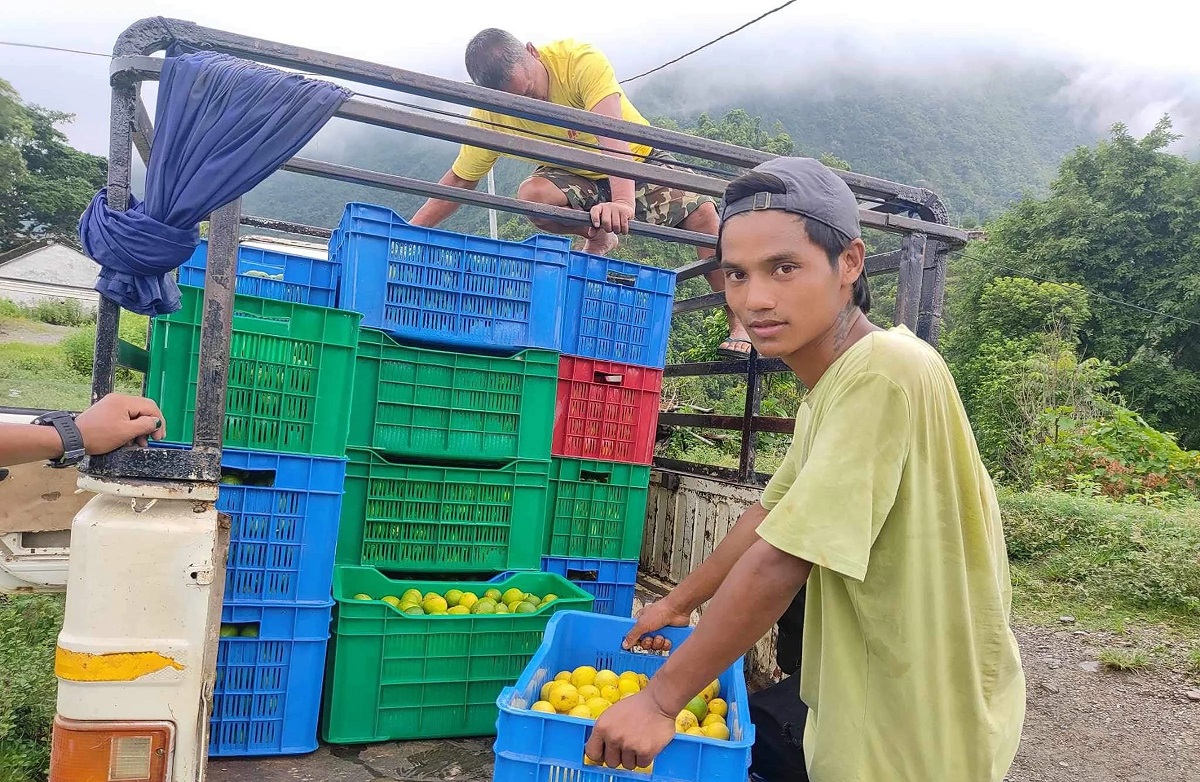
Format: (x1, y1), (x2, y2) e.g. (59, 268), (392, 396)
(352, 586), (558, 616)
(529, 665), (731, 741)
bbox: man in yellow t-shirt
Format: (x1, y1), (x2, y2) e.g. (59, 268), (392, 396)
(410, 28), (752, 357)
(586, 157), (1026, 781)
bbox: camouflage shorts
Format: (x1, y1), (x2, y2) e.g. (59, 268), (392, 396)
(531, 150), (716, 228)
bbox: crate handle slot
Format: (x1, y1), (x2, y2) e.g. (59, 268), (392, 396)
(232, 310), (292, 338)
(219, 468), (276, 488)
(605, 270), (638, 287)
(578, 469), (611, 484)
(594, 371), (625, 385)
(565, 568), (601, 582)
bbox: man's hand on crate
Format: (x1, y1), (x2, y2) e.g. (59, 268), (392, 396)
(622, 600), (691, 652)
(586, 690), (676, 772)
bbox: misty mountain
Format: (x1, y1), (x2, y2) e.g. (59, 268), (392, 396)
(241, 58), (1168, 235)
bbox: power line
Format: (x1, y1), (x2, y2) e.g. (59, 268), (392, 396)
(620, 0), (799, 84)
(958, 250), (1200, 330)
(0, 40), (110, 58)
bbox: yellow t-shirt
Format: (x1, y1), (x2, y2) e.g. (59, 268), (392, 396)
(758, 326), (1025, 782)
(450, 39), (653, 182)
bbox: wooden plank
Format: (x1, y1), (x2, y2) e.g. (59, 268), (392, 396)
(894, 233), (925, 331)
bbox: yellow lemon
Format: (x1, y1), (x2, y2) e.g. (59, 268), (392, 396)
(619, 670), (639, 683)
(458, 592), (478, 610)
(702, 713), (726, 728)
(484, 588), (502, 602)
(578, 684), (600, 701)
(637, 673), (650, 689)
(709, 680), (720, 699)
(567, 704), (593, 719)
(586, 697), (612, 718)
(593, 670), (619, 690)
(554, 671), (572, 683)
(675, 710), (699, 733)
(600, 684), (621, 704)
(501, 588), (525, 605)
(549, 683), (580, 714)
(702, 721), (731, 740)
(447, 605), (470, 614)
(540, 680), (558, 701)
(571, 665), (598, 689)
(531, 701), (555, 714)
(708, 697), (728, 718)
(685, 727), (706, 737)
(422, 595), (448, 614)
(444, 589), (464, 607)
(617, 678), (641, 697)
(401, 589), (423, 604)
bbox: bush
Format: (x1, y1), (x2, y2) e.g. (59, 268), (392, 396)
(58, 314), (151, 381)
(0, 299), (24, 320)
(1032, 406), (1200, 505)
(27, 299), (93, 328)
(1000, 488), (1200, 617)
(0, 595), (63, 782)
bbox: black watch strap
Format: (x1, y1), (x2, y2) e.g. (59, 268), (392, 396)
(32, 411), (85, 468)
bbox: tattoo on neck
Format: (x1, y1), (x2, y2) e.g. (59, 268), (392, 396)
(833, 300), (859, 351)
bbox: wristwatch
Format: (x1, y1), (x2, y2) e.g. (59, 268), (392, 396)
(32, 411), (86, 468)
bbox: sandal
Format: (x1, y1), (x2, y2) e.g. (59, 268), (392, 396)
(716, 338), (754, 359)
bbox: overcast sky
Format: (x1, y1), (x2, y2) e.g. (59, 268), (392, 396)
(4, 0), (1199, 155)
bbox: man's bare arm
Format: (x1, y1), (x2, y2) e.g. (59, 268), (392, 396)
(623, 502), (770, 649)
(410, 170), (481, 227)
(587, 93), (637, 235)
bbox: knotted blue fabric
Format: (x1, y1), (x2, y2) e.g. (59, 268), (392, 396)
(80, 50), (349, 315)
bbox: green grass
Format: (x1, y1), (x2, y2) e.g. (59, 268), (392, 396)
(0, 323), (143, 412)
(1097, 648), (1151, 672)
(0, 595), (63, 782)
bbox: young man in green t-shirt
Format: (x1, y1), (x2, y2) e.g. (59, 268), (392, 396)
(587, 157), (1026, 781)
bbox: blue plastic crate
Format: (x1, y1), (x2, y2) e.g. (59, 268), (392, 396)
(541, 556), (638, 618)
(152, 443), (346, 604)
(181, 238), (339, 306)
(331, 203), (570, 352)
(210, 602), (333, 757)
(563, 253), (676, 369)
(495, 611), (754, 782)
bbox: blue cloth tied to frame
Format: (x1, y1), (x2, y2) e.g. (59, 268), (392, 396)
(80, 49), (349, 315)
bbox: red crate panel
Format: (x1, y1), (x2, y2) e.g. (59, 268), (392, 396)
(552, 356), (662, 465)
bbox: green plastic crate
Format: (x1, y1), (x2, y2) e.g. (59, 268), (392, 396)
(349, 328), (558, 462)
(147, 285), (361, 456)
(321, 566), (593, 743)
(337, 447), (551, 572)
(546, 458), (651, 560)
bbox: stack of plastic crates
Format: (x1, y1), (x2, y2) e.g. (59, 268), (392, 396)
(322, 203), (674, 742)
(147, 242), (356, 757)
(546, 254), (673, 617)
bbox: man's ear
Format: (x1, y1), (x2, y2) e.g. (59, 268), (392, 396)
(840, 238), (867, 287)
(526, 42), (540, 59)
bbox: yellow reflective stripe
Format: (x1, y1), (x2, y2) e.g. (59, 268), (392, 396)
(55, 646), (184, 682)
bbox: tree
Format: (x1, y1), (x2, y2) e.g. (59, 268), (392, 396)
(0, 79), (108, 251)
(946, 118), (1200, 448)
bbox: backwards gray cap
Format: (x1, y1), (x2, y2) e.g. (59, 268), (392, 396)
(721, 157), (861, 241)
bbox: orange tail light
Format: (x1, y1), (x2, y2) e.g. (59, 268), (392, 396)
(49, 717), (173, 782)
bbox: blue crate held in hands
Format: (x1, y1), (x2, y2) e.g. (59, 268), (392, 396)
(153, 443), (346, 605)
(331, 203), (570, 352)
(563, 253), (676, 369)
(494, 611), (754, 782)
(541, 556), (638, 618)
(181, 238), (339, 306)
(210, 602), (333, 757)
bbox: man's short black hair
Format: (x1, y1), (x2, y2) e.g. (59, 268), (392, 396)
(719, 171), (871, 313)
(465, 29), (526, 90)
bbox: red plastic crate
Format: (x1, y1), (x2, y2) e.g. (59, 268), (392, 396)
(552, 356), (662, 465)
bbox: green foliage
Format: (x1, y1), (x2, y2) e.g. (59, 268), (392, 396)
(0, 595), (63, 782)
(59, 313), (150, 381)
(999, 488), (1200, 618)
(1097, 648), (1150, 672)
(0, 81), (105, 252)
(1032, 407), (1200, 504)
(27, 299), (92, 328)
(950, 118), (1200, 449)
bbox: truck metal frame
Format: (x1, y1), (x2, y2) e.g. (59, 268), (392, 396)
(89, 16), (966, 493)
